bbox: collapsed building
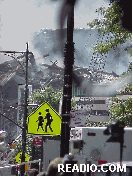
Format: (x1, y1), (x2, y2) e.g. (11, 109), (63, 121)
(0, 55), (44, 142)
(0, 54), (130, 142)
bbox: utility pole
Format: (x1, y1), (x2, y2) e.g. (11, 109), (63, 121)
(21, 42), (29, 176)
(60, 1), (75, 157)
(0, 43), (32, 175)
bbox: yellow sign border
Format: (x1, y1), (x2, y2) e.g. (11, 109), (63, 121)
(27, 101), (61, 136)
(15, 152), (30, 163)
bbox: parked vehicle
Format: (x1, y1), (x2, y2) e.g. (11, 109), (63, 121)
(70, 127), (132, 165)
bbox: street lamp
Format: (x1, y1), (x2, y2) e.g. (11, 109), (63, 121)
(0, 43), (32, 175)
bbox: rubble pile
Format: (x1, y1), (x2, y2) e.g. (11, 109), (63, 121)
(0, 57), (119, 143)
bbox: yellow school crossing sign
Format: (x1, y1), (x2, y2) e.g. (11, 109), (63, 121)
(15, 152), (30, 163)
(27, 102), (61, 136)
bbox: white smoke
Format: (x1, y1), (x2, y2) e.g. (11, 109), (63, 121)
(81, 72), (132, 97)
(111, 72), (132, 92)
(31, 28), (132, 76)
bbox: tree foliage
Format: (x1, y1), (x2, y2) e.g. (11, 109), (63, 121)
(87, 2), (132, 54)
(109, 64), (132, 127)
(28, 86), (76, 114)
(86, 63), (132, 127)
(86, 2), (132, 127)
(117, 83), (132, 95)
(117, 63), (132, 95)
(28, 86), (62, 113)
(86, 93), (132, 127)
(86, 120), (109, 127)
(108, 96), (132, 127)
(14, 135), (41, 161)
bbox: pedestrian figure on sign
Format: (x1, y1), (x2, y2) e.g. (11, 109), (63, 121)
(36, 112), (44, 131)
(19, 154), (22, 163)
(44, 109), (53, 132)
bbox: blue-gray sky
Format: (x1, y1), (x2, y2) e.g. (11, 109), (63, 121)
(0, 0), (109, 51)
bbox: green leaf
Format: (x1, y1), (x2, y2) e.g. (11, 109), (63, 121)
(87, 2), (132, 54)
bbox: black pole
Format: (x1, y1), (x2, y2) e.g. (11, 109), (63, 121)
(21, 43), (29, 175)
(119, 134), (124, 176)
(119, 143), (122, 176)
(31, 141), (35, 169)
(0, 47), (33, 175)
(40, 136), (45, 172)
(119, 122), (124, 176)
(60, 2), (75, 157)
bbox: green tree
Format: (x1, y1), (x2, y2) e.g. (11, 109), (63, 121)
(117, 62), (132, 95)
(86, 64), (132, 127)
(108, 96), (132, 127)
(28, 86), (76, 114)
(15, 136), (33, 157)
(14, 135), (42, 162)
(87, 2), (132, 54)
(86, 91), (132, 127)
(117, 83), (132, 95)
(109, 64), (132, 127)
(87, 84), (132, 127)
(28, 86), (62, 113)
(86, 2), (132, 127)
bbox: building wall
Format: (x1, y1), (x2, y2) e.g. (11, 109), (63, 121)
(73, 94), (132, 123)
(73, 96), (111, 123)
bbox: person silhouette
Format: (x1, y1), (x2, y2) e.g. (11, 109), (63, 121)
(44, 109), (53, 132)
(36, 112), (44, 131)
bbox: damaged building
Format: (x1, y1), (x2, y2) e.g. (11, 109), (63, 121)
(0, 54), (130, 142)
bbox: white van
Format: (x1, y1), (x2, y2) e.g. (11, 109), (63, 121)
(70, 127), (132, 165)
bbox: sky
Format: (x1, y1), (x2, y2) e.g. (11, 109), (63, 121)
(0, 0), (110, 52)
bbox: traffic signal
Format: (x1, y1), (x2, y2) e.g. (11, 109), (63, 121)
(103, 121), (125, 143)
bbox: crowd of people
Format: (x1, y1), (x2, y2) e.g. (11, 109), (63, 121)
(24, 157), (63, 176)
